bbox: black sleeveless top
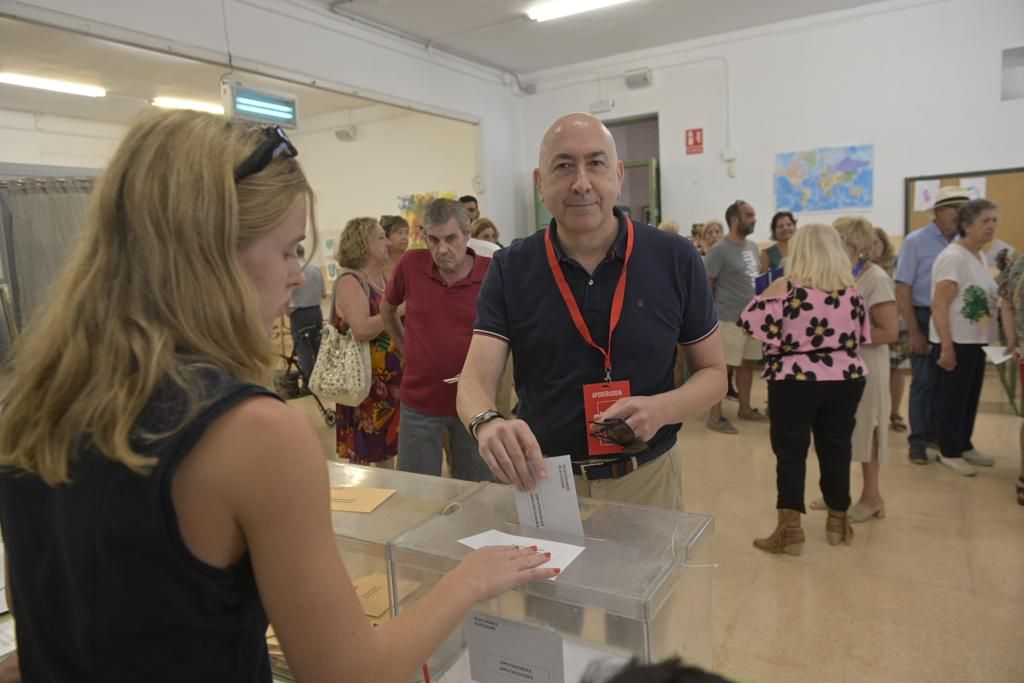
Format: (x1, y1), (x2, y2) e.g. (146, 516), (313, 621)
(0, 369), (279, 682)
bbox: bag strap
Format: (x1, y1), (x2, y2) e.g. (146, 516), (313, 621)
(331, 268), (372, 332)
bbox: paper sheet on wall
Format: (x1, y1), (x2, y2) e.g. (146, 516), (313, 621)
(960, 177), (987, 199)
(913, 179), (941, 211)
(458, 530), (584, 580)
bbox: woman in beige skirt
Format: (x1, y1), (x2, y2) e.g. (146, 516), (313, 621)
(812, 217), (900, 521)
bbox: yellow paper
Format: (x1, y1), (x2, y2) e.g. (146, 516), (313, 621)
(351, 572), (422, 620)
(352, 572), (391, 618)
(329, 486), (396, 513)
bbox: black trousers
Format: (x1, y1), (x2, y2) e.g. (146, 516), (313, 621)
(768, 379), (866, 513)
(930, 343), (985, 458)
(289, 306), (323, 379)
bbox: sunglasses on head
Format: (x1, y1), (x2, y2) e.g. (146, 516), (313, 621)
(589, 418), (650, 454)
(234, 125), (298, 182)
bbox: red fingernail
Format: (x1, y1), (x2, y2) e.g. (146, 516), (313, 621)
(543, 552), (551, 558)
(553, 568), (561, 574)
(529, 546), (538, 551)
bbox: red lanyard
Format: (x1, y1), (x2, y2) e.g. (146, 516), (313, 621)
(544, 219), (634, 381)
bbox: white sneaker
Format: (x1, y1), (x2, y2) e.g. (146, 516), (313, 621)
(937, 455), (977, 477)
(962, 449), (995, 467)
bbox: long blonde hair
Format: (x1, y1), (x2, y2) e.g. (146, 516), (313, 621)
(0, 110), (316, 485)
(785, 223), (854, 291)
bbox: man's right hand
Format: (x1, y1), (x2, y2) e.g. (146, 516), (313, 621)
(476, 418), (547, 492)
(909, 328), (930, 356)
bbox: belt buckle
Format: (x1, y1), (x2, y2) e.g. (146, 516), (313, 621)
(579, 461), (603, 481)
(581, 455), (640, 481)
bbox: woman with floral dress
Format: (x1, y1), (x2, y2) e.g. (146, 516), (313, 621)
(332, 217), (403, 467)
(739, 224), (870, 555)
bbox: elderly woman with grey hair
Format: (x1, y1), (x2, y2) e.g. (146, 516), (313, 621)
(929, 199), (1011, 476)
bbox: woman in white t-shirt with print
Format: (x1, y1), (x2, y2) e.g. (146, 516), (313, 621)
(929, 199), (1003, 476)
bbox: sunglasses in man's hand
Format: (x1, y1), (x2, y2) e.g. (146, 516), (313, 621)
(588, 418), (650, 454)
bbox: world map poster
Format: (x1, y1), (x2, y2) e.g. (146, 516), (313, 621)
(774, 145), (874, 212)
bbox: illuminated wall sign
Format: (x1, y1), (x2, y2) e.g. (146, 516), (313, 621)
(221, 80), (297, 128)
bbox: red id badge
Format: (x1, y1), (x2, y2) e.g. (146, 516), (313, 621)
(583, 380), (631, 456)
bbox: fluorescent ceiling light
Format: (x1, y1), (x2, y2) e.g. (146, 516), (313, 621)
(0, 72), (105, 97)
(152, 97), (225, 115)
(527, 0), (636, 22)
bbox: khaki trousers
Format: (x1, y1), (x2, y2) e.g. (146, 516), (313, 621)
(573, 443), (684, 511)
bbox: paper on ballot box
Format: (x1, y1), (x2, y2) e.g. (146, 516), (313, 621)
(466, 612), (563, 683)
(458, 529), (585, 580)
(329, 486), (396, 512)
(513, 455), (584, 538)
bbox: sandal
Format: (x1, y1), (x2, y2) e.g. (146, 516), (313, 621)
(890, 415), (907, 433)
(1017, 477), (1024, 506)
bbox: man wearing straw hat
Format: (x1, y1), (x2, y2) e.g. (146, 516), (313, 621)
(895, 186), (982, 465)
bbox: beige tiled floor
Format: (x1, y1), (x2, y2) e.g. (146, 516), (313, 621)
(291, 369), (1024, 683)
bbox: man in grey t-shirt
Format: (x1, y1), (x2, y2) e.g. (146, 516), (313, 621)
(287, 244), (326, 380)
(703, 200), (766, 434)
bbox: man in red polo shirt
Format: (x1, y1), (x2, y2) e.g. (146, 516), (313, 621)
(381, 198), (494, 481)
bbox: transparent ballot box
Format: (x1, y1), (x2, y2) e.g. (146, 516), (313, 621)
(389, 483), (714, 682)
(270, 463), (485, 679)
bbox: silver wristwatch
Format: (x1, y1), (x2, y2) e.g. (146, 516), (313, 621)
(468, 409), (503, 441)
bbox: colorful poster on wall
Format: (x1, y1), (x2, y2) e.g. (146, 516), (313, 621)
(960, 177), (987, 199)
(774, 145), (874, 212)
(398, 191), (457, 248)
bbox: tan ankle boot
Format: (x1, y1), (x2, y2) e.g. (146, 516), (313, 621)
(753, 509), (805, 556)
(826, 509), (854, 545)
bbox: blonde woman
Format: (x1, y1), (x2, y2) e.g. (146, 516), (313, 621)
(659, 219), (681, 235)
(701, 218), (724, 255)
(0, 111), (554, 682)
(333, 217), (403, 468)
(808, 217), (898, 522)
(471, 217), (503, 247)
(739, 224), (870, 554)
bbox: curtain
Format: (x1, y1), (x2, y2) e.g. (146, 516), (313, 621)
(1, 178), (92, 330)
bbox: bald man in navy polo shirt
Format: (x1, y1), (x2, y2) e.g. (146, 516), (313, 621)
(457, 113), (727, 510)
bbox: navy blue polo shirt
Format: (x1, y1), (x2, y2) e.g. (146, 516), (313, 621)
(474, 210), (719, 463)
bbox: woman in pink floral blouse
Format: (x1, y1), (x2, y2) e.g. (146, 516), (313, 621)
(739, 223), (870, 555)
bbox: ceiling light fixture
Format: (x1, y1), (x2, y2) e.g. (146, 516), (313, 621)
(151, 97), (225, 115)
(0, 72), (106, 97)
(526, 0), (636, 22)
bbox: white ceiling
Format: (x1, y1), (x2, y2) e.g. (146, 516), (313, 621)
(0, 18), (379, 127)
(326, 0), (891, 74)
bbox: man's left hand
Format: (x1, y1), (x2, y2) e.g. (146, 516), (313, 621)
(594, 396), (667, 443)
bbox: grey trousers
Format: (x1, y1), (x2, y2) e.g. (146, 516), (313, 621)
(396, 404), (494, 482)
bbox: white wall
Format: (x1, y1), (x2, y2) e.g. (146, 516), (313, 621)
(0, 108), (124, 168)
(293, 111), (479, 257)
(521, 0), (1024, 242)
(2, 0), (532, 237)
